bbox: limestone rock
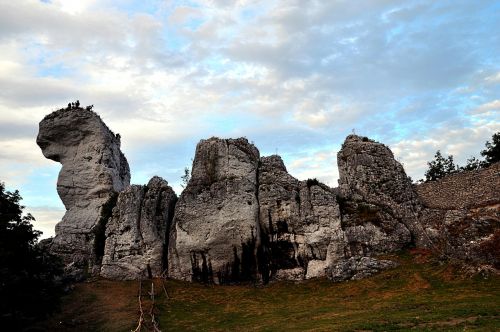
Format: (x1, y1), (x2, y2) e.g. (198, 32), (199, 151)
(329, 256), (398, 282)
(416, 163), (500, 269)
(258, 155), (341, 281)
(168, 137), (261, 284)
(37, 107), (130, 273)
(100, 177), (177, 280)
(336, 135), (428, 255)
(274, 267), (305, 281)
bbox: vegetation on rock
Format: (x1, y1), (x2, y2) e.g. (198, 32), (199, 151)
(423, 131), (499, 181)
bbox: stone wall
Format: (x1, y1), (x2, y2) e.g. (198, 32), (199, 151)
(416, 163), (500, 210)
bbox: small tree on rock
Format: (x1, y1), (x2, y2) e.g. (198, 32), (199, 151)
(460, 156), (484, 171)
(480, 132), (500, 166)
(424, 150), (457, 182)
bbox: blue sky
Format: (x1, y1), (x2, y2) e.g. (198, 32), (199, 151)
(0, 0), (499, 238)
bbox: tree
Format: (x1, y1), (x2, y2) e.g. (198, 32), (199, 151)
(460, 156), (484, 171)
(480, 132), (500, 166)
(181, 167), (191, 188)
(424, 150), (457, 181)
(0, 182), (62, 329)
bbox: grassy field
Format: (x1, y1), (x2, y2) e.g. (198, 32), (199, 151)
(31, 250), (500, 331)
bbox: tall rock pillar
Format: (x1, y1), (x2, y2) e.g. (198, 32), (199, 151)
(168, 137), (261, 284)
(37, 107), (130, 274)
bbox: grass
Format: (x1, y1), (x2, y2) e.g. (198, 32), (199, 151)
(31, 250), (500, 331)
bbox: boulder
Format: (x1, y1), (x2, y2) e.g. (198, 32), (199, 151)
(37, 107), (130, 274)
(329, 256), (398, 282)
(100, 177), (177, 280)
(168, 137), (261, 284)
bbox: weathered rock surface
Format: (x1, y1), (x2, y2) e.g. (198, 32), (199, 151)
(258, 155), (341, 280)
(100, 177), (177, 280)
(329, 257), (398, 282)
(168, 137), (261, 284)
(38, 104), (498, 283)
(336, 135), (428, 252)
(416, 162), (500, 269)
(324, 135), (426, 279)
(37, 107), (130, 273)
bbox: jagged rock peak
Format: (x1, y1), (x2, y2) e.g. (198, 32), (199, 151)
(37, 106), (130, 274)
(337, 133), (429, 250)
(101, 176), (177, 280)
(260, 155), (287, 172)
(168, 137), (261, 284)
(186, 137), (260, 188)
(343, 134), (376, 143)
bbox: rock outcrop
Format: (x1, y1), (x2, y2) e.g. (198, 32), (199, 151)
(337, 135), (428, 249)
(326, 135), (428, 280)
(37, 107), (130, 274)
(100, 177), (177, 280)
(258, 155), (341, 280)
(38, 105), (498, 282)
(168, 138), (261, 284)
(416, 162), (500, 269)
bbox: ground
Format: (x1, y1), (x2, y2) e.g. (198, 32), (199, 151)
(30, 250), (500, 331)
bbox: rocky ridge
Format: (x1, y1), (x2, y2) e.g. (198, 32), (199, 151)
(37, 107), (500, 282)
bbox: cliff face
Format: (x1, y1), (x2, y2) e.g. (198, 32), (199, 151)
(101, 176), (177, 280)
(37, 108), (499, 282)
(167, 138), (262, 284)
(258, 155), (341, 280)
(416, 163), (500, 269)
(37, 107), (130, 273)
(337, 135), (429, 250)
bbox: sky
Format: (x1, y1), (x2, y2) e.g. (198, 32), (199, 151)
(0, 0), (499, 239)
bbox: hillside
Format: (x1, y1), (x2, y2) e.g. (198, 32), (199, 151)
(30, 250), (499, 332)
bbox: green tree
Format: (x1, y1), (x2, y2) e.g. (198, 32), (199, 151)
(0, 182), (62, 329)
(460, 156), (484, 171)
(480, 132), (500, 166)
(424, 150), (457, 181)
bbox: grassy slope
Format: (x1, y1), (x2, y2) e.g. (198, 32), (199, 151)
(32, 250), (499, 332)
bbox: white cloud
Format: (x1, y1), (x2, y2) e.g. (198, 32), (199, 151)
(29, 206), (65, 239)
(472, 100), (500, 114)
(0, 0), (499, 236)
(485, 71), (500, 83)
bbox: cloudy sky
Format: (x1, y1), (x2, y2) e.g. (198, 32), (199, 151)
(1, 0), (499, 238)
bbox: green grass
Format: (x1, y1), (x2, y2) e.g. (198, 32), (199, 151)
(31, 250), (500, 331)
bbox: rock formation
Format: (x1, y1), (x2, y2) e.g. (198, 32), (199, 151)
(336, 135), (429, 249)
(167, 138), (261, 284)
(258, 155), (341, 280)
(37, 107), (130, 274)
(100, 176), (177, 280)
(38, 106), (498, 282)
(326, 135), (428, 280)
(416, 163), (500, 269)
